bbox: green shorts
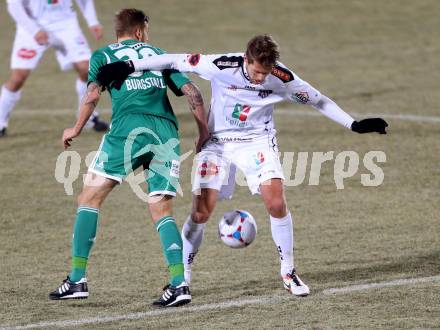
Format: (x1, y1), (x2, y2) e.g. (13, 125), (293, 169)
(89, 114), (180, 196)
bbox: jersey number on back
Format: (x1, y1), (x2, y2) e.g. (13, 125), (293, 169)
(113, 48), (162, 78)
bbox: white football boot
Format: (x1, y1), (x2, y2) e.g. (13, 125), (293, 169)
(282, 270), (310, 297)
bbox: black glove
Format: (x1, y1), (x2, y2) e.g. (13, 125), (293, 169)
(351, 118), (388, 134)
(97, 60), (135, 90)
(163, 69), (184, 97)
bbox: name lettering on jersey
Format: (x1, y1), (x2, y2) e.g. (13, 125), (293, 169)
(187, 54), (201, 66)
(271, 65), (294, 83)
(125, 77), (166, 91)
(213, 55), (244, 70)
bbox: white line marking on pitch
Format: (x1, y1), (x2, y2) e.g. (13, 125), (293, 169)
(13, 109), (112, 116)
(1, 275), (439, 330)
(12, 108), (440, 123)
(321, 274), (440, 294)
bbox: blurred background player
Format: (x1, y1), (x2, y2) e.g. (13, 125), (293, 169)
(97, 34), (388, 298)
(0, 0), (108, 138)
(49, 8), (209, 307)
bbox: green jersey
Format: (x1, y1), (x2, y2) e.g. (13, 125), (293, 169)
(88, 39), (190, 126)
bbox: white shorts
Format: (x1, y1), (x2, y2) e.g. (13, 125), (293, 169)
(192, 135), (285, 198)
(10, 20), (91, 71)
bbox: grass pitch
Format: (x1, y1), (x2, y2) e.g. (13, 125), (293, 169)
(0, 1), (439, 329)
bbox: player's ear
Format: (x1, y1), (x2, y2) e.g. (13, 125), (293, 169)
(144, 23), (149, 42)
(134, 28), (142, 41)
(244, 55), (253, 67)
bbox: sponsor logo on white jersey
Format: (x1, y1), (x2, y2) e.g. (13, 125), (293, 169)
(225, 104), (251, 128)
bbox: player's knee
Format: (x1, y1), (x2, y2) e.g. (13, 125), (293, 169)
(5, 71), (29, 91)
(192, 193), (216, 224)
(74, 61), (89, 82)
(78, 70), (88, 82)
(191, 210), (211, 224)
(77, 190), (100, 208)
(267, 198), (287, 218)
(77, 191), (90, 206)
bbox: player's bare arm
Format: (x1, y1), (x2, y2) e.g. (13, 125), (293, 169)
(62, 82), (101, 149)
(181, 82), (210, 152)
(76, 0), (103, 40)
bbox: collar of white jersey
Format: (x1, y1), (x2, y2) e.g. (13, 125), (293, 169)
(241, 61), (252, 82)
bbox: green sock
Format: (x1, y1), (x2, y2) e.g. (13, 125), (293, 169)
(69, 206), (99, 282)
(155, 216), (185, 286)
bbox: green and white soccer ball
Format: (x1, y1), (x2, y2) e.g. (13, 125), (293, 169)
(218, 210), (257, 248)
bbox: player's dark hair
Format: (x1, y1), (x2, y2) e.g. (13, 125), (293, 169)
(245, 34), (280, 67)
(114, 8), (149, 38)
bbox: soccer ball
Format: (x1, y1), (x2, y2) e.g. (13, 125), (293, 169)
(218, 210), (257, 248)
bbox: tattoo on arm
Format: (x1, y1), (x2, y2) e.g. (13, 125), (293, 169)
(81, 82), (101, 109)
(181, 82), (204, 111)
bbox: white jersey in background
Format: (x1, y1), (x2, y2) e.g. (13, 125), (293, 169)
(6, 0), (99, 36)
(6, 0), (99, 70)
(0, 0), (107, 134)
(133, 53), (355, 141)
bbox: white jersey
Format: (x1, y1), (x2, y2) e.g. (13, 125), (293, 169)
(134, 52), (355, 140)
(160, 53), (321, 140)
(133, 52), (355, 195)
(7, 0), (99, 35)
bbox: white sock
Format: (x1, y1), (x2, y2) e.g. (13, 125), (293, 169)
(270, 212), (295, 277)
(181, 216), (206, 282)
(75, 79), (98, 126)
(0, 85), (22, 128)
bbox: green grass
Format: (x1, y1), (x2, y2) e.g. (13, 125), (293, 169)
(0, 0), (439, 329)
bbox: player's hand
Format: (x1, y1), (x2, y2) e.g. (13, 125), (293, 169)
(97, 61), (135, 90)
(34, 30), (49, 45)
(351, 118), (388, 134)
(89, 24), (103, 40)
(195, 130), (210, 153)
(62, 127), (80, 149)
